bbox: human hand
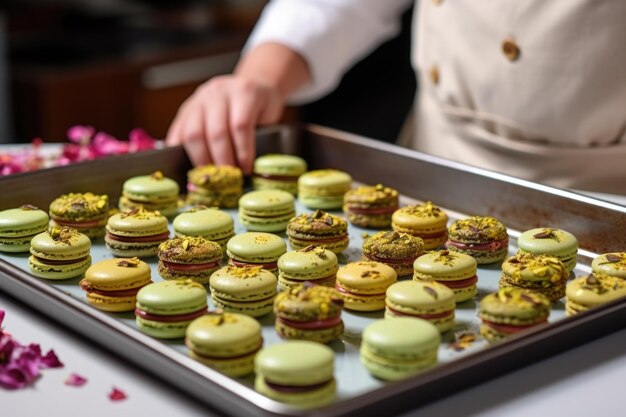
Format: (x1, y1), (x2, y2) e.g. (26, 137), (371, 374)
(166, 75), (285, 174)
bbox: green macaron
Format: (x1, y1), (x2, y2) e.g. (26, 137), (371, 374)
(119, 171), (180, 217)
(565, 273), (626, 316)
(173, 206), (234, 248)
(360, 317), (440, 381)
(238, 189), (296, 232)
(158, 236), (223, 285)
(277, 246), (339, 291)
(253, 154), (307, 195)
(29, 227), (92, 280)
(0, 205), (49, 253)
(413, 250), (478, 303)
(499, 253), (568, 302)
(255, 341), (336, 408)
(298, 169), (352, 210)
(591, 253), (626, 280)
(209, 265), (277, 317)
(105, 208), (170, 258)
(135, 280), (208, 339)
(226, 232), (287, 273)
(516, 228), (578, 274)
(362, 230), (425, 277)
(185, 312), (263, 377)
(49, 192), (109, 239)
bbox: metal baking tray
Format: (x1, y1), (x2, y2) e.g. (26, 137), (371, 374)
(1, 124), (625, 417)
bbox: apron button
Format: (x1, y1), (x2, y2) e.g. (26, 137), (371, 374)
(502, 38), (521, 61)
(429, 66), (440, 85)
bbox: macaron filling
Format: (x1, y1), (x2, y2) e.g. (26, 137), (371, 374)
(481, 318), (547, 335)
(447, 238), (509, 251)
(277, 316), (342, 330)
(106, 231), (170, 242)
(32, 255), (89, 265)
(280, 274), (336, 286)
(385, 306), (453, 320)
(188, 339), (264, 360)
(365, 253), (417, 265)
(51, 217), (106, 228)
(253, 173), (298, 182)
(231, 259), (278, 269)
(263, 378), (334, 393)
(335, 284), (384, 298)
(345, 206), (398, 215)
(80, 281), (149, 297)
(161, 260), (220, 271)
(134, 307), (208, 323)
(435, 275), (478, 289)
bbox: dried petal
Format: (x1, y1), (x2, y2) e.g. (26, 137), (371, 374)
(109, 387), (127, 401)
(65, 372), (88, 387)
(39, 349), (63, 368)
(605, 254), (621, 263)
(91, 132), (127, 156)
(67, 125), (95, 145)
(128, 128), (157, 152)
(423, 286), (438, 299)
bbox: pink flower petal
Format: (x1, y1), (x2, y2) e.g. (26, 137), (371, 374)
(92, 132), (127, 156)
(65, 372), (88, 387)
(67, 125), (95, 145)
(0, 364), (37, 390)
(0, 309), (5, 326)
(39, 350), (63, 368)
(128, 128), (157, 152)
(109, 387), (127, 401)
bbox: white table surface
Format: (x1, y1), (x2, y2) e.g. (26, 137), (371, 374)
(2, 147), (624, 416)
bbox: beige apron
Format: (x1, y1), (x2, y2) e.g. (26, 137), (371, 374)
(400, 0), (626, 194)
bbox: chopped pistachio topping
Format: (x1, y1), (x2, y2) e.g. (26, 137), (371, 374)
(402, 201), (444, 218)
(227, 265), (263, 279)
(117, 257), (141, 268)
(532, 228), (561, 241)
(49, 226), (80, 244)
(20, 204), (39, 211)
(150, 170), (164, 180)
(423, 285), (438, 299)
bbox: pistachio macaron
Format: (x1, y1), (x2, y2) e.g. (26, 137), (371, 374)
(80, 257), (152, 312)
(565, 273), (626, 316)
(186, 164), (243, 208)
(591, 252), (626, 280)
(391, 201), (449, 250)
(274, 284), (344, 343)
(238, 189), (296, 232)
(362, 230), (425, 277)
(253, 154), (307, 195)
(385, 280), (456, 333)
(158, 236), (223, 285)
(298, 169), (352, 210)
(49, 192), (109, 239)
(135, 280), (208, 339)
(173, 206), (234, 249)
(360, 317), (440, 381)
(479, 287), (551, 342)
(105, 208), (170, 258)
(286, 210), (349, 253)
(28, 227), (91, 280)
(226, 232), (287, 274)
(516, 228), (578, 274)
(277, 246), (339, 291)
(447, 216), (509, 264)
(343, 184), (399, 228)
(255, 341), (336, 408)
(209, 265), (277, 317)
(0, 205), (49, 252)
(335, 261), (398, 311)
(499, 253), (568, 302)
(119, 170), (180, 217)
(185, 312), (263, 377)
(413, 250), (478, 303)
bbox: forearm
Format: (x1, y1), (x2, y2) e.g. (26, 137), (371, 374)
(235, 42), (312, 102)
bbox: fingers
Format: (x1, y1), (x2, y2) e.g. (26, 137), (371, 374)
(180, 107), (212, 167)
(229, 83), (262, 175)
(206, 93), (237, 167)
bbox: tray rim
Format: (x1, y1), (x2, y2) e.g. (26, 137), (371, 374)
(0, 124), (625, 417)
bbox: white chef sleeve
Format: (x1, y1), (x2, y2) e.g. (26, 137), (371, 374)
(244, 0), (414, 104)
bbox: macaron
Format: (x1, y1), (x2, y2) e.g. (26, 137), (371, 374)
(209, 265), (277, 317)
(298, 169), (352, 210)
(478, 287), (551, 342)
(226, 232), (287, 274)
(255, 341), (336, 408)
(447, 216), (509, 264)
(28, 226), (92, 280)
(135, 280), (208, 339)
(384, 280), (456, 333)
(391, 201), (449, 250)
(49, 192), (109, 239)
(360, 317), (439, 381)
(362, 231), (425, 277)
(80, 257), (152, 312)
(185, 312), (263, 377)
(105, 208), (170, 258)
(591, 252), (626, 280)
(517, 228), (579, 274)
(286, 210), (349, 254)
(412, 250), (478, 303)
(565, 273), (626, 316)
(335, 261), (397, 312)
(158, 237), (223, 285)
(238, 189), (296, 232)
(186, 164), (243, 208)
(274, 283), (344, 343)
(0, 205), (49, 253)
(342, 184), (399, 228)
(253, 154), (307, 195)
(499, 253), (568, 302)
(119, 171), (180, 217)
(277, 246), (339, 291)
(172, 206), (234, 249)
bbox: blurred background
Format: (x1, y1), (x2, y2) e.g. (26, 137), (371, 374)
(0, 0), (415, 144)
